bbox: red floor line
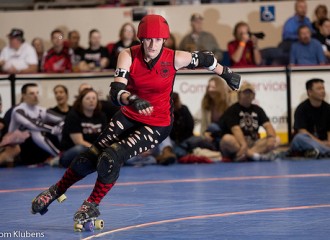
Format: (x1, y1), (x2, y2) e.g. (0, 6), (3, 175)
(82, 204), (330, 240)
(1, 173), (330, 193)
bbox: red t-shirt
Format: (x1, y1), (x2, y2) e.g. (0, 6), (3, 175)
(121, 46), (176, 126)
(227, 40), (256, 67)
(43, 46), (72, 73)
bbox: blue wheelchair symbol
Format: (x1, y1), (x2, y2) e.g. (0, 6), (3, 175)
(260, 6), (275, 22)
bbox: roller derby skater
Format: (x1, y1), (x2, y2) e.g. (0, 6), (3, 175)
(31, 14), (241, 232)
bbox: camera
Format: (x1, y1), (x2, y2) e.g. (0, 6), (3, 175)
(248, 32), (265, 39)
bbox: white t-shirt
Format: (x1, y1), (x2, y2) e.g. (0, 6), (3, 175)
(0, 42), (38, 71)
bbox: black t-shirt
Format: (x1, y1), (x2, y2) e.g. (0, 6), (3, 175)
(170, 105), (194, 143)
(60, 109), (107, 151)
(294, 99), (330, 140)
(82, 46), (110, 68)
(109, 40), (140, 69)
(219, 102), (269, 140)
(313, 32), (330, 51)
(48, 106), (73, 117)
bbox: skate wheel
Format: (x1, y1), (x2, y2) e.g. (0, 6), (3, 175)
(74, 222), (83, 232)
(57, 194), (67, 203)
(94, 219), (104, 230)
(83, 221), (94, 231)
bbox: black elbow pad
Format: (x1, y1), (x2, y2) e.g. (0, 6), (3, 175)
(109, 82), (129, 106)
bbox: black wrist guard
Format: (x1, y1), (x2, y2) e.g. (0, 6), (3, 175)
(220, 66), (241, 91)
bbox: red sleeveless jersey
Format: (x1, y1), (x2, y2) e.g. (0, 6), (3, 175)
(122, 46), (176, 126)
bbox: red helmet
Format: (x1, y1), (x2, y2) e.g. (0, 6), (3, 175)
(137, 15), (170, 39)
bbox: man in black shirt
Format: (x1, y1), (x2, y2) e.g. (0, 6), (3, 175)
(219, 82), (277, 162)
(290, 78), (330, 158)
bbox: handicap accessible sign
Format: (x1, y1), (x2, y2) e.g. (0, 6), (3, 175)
(260, 6), (275, 22)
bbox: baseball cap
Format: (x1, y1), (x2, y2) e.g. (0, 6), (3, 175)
(238, 82), (255, 93)
(8, 28), (24, 39)
(190, 13), (204, 22)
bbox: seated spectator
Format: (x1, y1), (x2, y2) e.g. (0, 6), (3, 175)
(0, 28), (38, 74)
(8, 83), (64, 165)
(68, 30), (85, 72)
(179, 13), (223, 63)
(290, 25), (325, 65)
(79, 29), (109, 72)
(279, 0), (314, 55)
(312, 4), (328, 35)
(228, 21), (262, 67)
(48, 84), (72, 117)
(164, 33), (177, 50)
(313, 18), (330, 62)
(108, 23), (140, 69)
(219, 81), (278, 162)
(200, 76), (234, 150)
(289, 78), (330, 158)
(43, 29), (72, 73)
(59, 88), (107, 167)
(0, 94), (21, 167)
(31, 37), (45, 72)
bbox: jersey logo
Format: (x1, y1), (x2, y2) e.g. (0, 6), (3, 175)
(160, 62), (171, 78)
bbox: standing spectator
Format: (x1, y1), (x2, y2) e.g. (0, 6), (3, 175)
(179, 13), (223, 63)
(68, 30), (85, 72)
(228, 21), (262, 67)
(289, 78), (330, 158)
(31, 37), (45, 72)
(43, 29), (72, 73)
(109, 23), (140, 69)
(0, 28), (38, 74)
(313, 18), (330, 62)
(280, 0), (314, 55)
(79, 29), (110, 72)
(219, 82), (278, 162)
(48, 84), (72, 117)
(312, 4), (328, 35)
(8, 83), (64, 165)
(200, 76), (233, 150)
(290, 25), (325, 65)
(59, 88), (107, 168)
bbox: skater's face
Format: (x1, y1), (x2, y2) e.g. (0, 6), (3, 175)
(23, 86), (39, 106)
(82, 91), (98, 112)
(142, 38), (165, 61)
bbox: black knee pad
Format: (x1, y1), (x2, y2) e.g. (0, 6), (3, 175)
(96, 144), (125, 184)
(70, 148), (98, 177)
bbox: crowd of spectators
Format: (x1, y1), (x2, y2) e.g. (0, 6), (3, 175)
(0, 0), (329, 167)
(0, 0), (329, 74)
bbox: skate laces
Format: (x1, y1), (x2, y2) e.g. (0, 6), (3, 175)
(38, 192), (52, 205)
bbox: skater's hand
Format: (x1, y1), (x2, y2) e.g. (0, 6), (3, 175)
(128, 95), (153, 116)
(219, 66), (241, 91)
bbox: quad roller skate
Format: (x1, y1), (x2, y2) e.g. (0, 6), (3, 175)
(31, 184), (67, 215)
(73, 200), (104, 232)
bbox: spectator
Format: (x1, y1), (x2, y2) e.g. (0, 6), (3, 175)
(59, 88), (107, 168)
(79, 29), (110, 72)
(312, 4), (328, 35)
(68, 30), (85, 72)
(48, 84), (72, 117)
(109, 23), (140, 69)
(200, 76), (234, 150)
(179, 13), (223, 62)
(219, 81), (278, 162)
(313, 18), (330, 62)
(290, 25), (325, 65)
(8, 83), (64, 165)
(43, 29), (72, 73)
(164, 33), (177, 50)
(228, 21), (262, 67)
(280, 0), (314, 54)
(289, 78), (330, 158)
(0, 28), (38, 74)
(31, 37), (45, 72)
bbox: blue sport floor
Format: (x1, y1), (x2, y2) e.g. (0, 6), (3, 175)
(1, 159), (330, 240)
